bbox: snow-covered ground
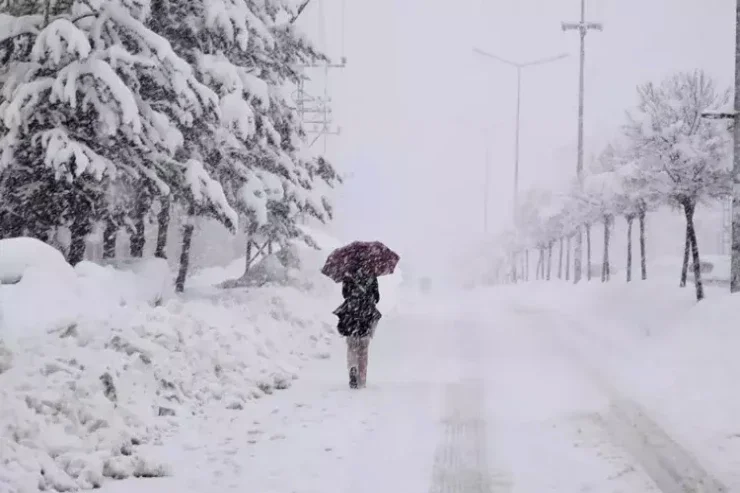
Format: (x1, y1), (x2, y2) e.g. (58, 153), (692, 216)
(498, 278), (740, 490)
(3, 242), (737, 492)
(92, 279), (738, 492)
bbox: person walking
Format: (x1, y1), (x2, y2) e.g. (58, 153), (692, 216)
(334, 269), (381, 389)
(321, 240), (399, 389)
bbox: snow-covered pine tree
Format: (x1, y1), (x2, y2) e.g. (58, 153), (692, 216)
(148, 0), (340, 279)
(624, 70), (732, 300)
(0, 0), (237, 267)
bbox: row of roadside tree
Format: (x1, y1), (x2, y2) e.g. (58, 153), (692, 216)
(501, 70), (731, 302)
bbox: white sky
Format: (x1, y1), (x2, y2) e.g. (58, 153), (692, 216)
(296, 0), (736, 278)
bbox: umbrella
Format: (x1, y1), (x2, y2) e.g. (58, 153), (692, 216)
(321, 241), (400, 283)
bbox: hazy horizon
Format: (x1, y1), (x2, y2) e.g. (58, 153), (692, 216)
(295, 0), (736, 278)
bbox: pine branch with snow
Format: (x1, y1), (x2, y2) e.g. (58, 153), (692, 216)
(0, 1), (238, 262)
(147, 0), (338, 252)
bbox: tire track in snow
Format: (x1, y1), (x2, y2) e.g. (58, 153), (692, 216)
(603, 399), (728, 493)
(517, 302), (728, 493)
(429, 380), (512, 493)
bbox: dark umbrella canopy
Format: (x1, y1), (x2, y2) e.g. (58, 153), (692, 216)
(321, 241), (400, 283)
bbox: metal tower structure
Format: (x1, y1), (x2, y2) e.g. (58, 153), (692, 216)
(291, 0), (347, 153)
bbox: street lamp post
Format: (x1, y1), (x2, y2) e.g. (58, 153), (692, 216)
(561, 0), (603, 284)
(472, 49), (569, 218)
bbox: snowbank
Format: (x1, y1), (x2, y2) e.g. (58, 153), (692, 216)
(0, 237), (72, 284)
(0, 240), (337, 492)
(1, 256), (174, 345)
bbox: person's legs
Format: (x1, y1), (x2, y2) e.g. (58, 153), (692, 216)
(346, 336), (360, 388)
(357, 337), (370, 388)
(346, 336), (358, 369)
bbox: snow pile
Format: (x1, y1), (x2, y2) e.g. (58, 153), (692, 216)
(1, 256), (174, 344)
(0, 237), (338, 493)
(0, 237), (73, 285)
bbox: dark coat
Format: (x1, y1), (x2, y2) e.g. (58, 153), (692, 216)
(333, 275), (381, 337)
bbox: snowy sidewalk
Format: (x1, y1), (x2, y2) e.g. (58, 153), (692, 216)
(98, 291), (727, 493)
(98, 305), (449, 493)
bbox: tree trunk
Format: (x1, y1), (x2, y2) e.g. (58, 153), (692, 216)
(547, 241), (553, 280)
(535, 249), (542, 280)
(175, 212), (195, 293)
(586, 223), (592, 281)
(574, 226), (582, 283)
(680, 222), (690, 288)
(558, 237), (564, 279)
(565, 236), (571, 281)
(684, 200), (705, 301)
(639, 210), (647, 280)
(68, 215), (90, 266)
(244, 239), (253, 276)
(540, 248), (546, 279)
(130, 219), (145, 258)
(155, 197), (170, 259)
(130, 191), (148, 258)
(0, 212), (23, 239)
(626, 216), (634, 282)
(525, 250), (530, 281)
(511, 252), (517, 283)
(244, 223), (258, 276)
(29, 227), (50, 243)
(602, 216), (611, 282)
(103, 219), (117, 259)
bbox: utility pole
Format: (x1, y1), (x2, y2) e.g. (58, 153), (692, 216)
(561, 0), (602, 283)
(733, 0), (740, 292)
(472, 49), (568, 221)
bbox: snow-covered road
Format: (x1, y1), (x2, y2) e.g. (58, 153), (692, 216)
(98, 291), (725, 493)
